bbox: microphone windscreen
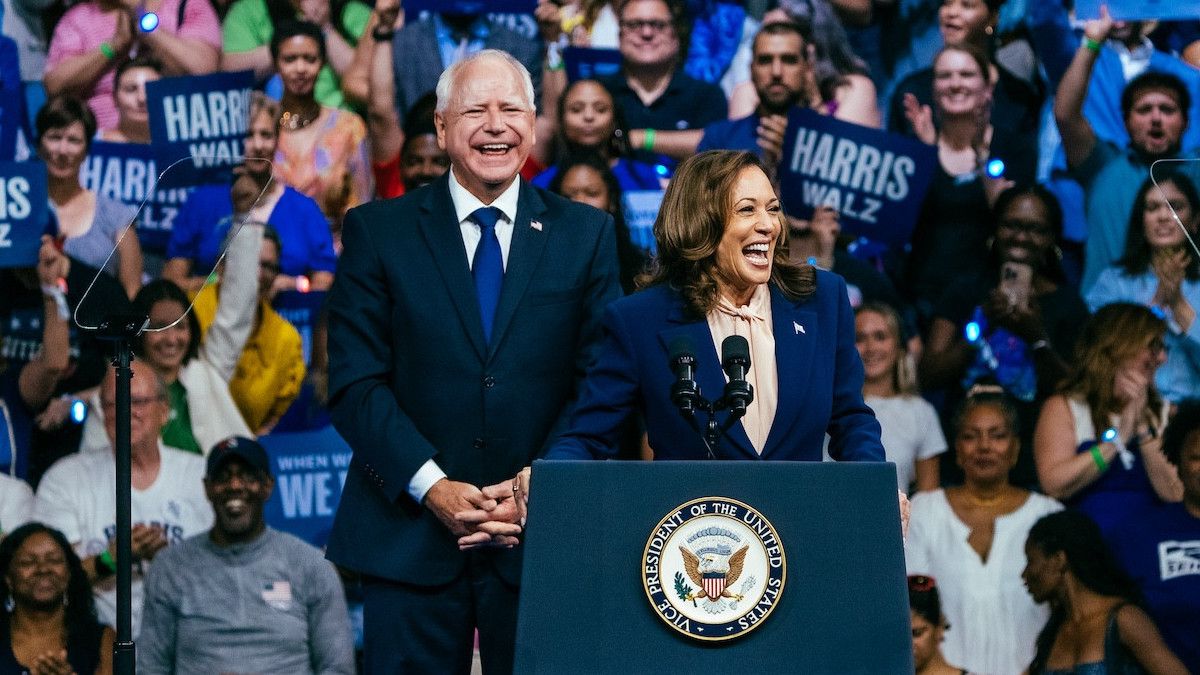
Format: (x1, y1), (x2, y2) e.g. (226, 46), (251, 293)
(669, 336), (695, 362)
(721, 335), (750, 366)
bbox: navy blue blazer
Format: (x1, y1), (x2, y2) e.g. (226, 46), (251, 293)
(547, 272), (885, 462)
(324, 174), (621, 585)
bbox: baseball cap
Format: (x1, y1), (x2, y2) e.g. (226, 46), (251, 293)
(206, 436), (271, 479)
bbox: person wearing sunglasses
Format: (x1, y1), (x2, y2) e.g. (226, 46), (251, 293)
(1035, 303), (1184, 537)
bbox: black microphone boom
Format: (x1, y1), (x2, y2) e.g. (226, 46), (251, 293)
(668, 336), (699, 414)
(721, 335), (753, 418)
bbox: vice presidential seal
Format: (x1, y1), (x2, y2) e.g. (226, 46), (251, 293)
(642, 496), (786, 641)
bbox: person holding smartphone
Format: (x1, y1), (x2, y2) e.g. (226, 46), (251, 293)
(920, 184), (1089, 488)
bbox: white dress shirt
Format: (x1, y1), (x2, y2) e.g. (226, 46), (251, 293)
(407, 169), (523, 503)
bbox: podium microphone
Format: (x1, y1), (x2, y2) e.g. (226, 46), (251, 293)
(721, 335), (753, 418)
(668, 336), (699, 414)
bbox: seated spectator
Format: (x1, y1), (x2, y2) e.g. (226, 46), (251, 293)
(83, 223), (262, 456)
(35, 359), (213, 637)
(140, 437), (354, 674)
(905, 389), (1062, 675)
(96, 54), (162, 143)
(1034, 303), (1183, 536)
(271, 21), (372, 221)
(902, 44), (1038, 324)
(1024, 510), (1188, 674)
(0, 235), (130, 482)
(600, 0), (727, 163)
(548, 0), (619, 49)
(921, 185), (1087, 487)
(43, 0), (221, 129)
(1056, 8), (1200, 292)
(37, 96), (142, 299)
(191, 227), (306, 434)
(855, 302), (945, 493)
(908, 574), (970, 675)
(1087, 173), (1200, 403)
(533, 79), (663, 191)
(698, 20), (881, 173)
(222, 0), (370, 110)
(1107, 399), (1200, 673)
(389, 10), (542, 129)
(165, 92), (335, 294)
(546, 153), (646, 293)
(0, 523), (114, 673)
(888, 0), (1041, 138)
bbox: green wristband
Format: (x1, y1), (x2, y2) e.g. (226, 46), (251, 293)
(96, 549), (116, 576)
(1090, 445), (1109, 472)
(100, 42), (116, 60)
(642, 128), (656, 152)
(1083, 37), (1102, 53)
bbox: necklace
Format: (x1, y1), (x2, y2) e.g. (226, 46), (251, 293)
(279, 102), (320, 131)
(962, 487), (1007, 507)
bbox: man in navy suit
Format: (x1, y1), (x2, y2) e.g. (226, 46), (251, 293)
(325, 49), (621, 674)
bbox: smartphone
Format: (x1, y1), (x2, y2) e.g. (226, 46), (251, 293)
(1000, 261), (1033, 310)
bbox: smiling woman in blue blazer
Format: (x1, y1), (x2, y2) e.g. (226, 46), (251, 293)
(469, 150), (887, 538)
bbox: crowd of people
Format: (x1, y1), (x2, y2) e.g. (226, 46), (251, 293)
(0, 0), (1198, 672)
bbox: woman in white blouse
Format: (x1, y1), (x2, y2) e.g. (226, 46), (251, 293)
(905, 387), (1061, 675)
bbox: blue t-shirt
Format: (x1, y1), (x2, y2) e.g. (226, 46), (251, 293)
(167, 185), (337, 277)
(532, 157), (663, 192)
(1070, 436), (1163, 537)
(697, 114), (759, 155)
(1109, 502), (1200, 674)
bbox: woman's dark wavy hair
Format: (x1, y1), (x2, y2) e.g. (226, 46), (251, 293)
(991, 184), (1067, 284)
(0, 523), (98, 642)
(548, 152), (647, 293)
(1027, 511), (1142, 674)
(133, 279), (201, 365)
(907, 575), (943, 627)
(552, 79), (634, 166)
(1117, 172), (1200, 280)
(638, 150), (814, 315)
(269, 20), (328, 64)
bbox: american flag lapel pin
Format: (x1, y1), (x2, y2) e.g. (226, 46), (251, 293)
(530, 220), (543, 232)
(793, 321), (805, 335)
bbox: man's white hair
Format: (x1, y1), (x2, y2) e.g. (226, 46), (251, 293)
(434, 49), (537, 115)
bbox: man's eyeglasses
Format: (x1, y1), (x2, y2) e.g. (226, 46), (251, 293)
(620, 19), (671, 33)
(100, 395), (166, 412)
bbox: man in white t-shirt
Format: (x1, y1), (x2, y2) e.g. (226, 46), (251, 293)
(35, 358), (212, 636)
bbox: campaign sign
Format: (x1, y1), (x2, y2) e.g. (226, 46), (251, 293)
(0, 161), (48, 268)
(777, 108), (937, 247)
(261, 425), (352, 548)
(565, 47), (623, 82)
(401, 0), (535, 13)
(81, 141), (192, 257)
(146, 70), (254, 186)
(622, 189), (663, 255)
(272, 289), (327, 366)
(1075, 0), (1196, 21)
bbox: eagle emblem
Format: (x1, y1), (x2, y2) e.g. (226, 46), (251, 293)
(680, 544), (749, 604)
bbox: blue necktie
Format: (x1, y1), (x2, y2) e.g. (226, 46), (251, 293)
(471, 207), (504, 343)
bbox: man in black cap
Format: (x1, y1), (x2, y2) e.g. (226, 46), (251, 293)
(138, 437), (355, 675)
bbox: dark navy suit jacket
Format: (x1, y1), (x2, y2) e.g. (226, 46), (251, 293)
(324, 174), (621, 585)
(547, 273), (885, 462)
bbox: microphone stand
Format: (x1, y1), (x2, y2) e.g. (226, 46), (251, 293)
(94, 312), (148, 675)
